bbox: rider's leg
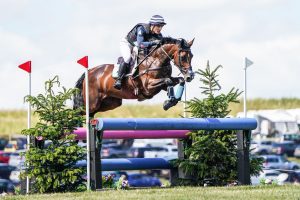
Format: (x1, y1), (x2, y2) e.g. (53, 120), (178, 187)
(114, 62), (129, 90)
(114, 38), (132, 90)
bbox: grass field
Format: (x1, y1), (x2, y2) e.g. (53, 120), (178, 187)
(2, 99), (300, 198)
(3, 185), (300, 200)
(0, 104), (183, 138)
(1, 98), (300, 138)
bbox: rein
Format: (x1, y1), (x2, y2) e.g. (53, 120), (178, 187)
(132, 42), (191, 79)
(132, 45), (161, 79)
(135, 45), (160, 69)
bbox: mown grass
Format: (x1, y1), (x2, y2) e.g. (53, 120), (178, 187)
(1, 98), (300, 138)
(3, 185), (300, 200)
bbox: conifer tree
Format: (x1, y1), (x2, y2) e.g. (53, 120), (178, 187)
(176, 61), (262, 186)
(21, 76), (86, 193)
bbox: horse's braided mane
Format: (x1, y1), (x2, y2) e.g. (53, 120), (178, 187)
(162, 37), (190, 50)
(161, 37), (179, 45)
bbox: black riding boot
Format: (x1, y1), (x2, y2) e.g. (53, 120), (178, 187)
(114, 62), (128, 90)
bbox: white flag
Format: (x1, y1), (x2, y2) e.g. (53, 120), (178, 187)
(245, 57), (254, 68)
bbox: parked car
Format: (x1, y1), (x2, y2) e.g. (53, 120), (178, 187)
(0, 138), (8, 150)
(279, 133), (300, 144)
(250, 140), (274, 155)
(0, 179), (15, 193)
(277, 170), (300, 185)
(9, 169), (20, 183)
(3, 142), (18, 153)
(261, 155), (299, 170)
(8, 150), (25, 168)
(4, 138), (26, 153)
(293, 145), (300, 158)
(271, 141), (298, 156)
(127, 173), (161, 187)
(0, 164), (16, 179)
(11, 137), (27, 149)
(127, 146), (175, 158)
(251, 169), (280, 185)
(144, 145), (178, 160)
(0, 151), (12, 163)
(132, 139), (175, 148)
(101, 145), (130, 158)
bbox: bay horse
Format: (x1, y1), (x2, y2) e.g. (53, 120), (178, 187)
(73, 37), (195, 117)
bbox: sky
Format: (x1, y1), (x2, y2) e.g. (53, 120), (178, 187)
(1, 0), (300, 109)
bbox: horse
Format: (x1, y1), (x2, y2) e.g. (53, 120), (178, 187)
(73, 37), (195, 117)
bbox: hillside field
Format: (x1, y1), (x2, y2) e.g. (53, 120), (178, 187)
(1, 98), (300, 137)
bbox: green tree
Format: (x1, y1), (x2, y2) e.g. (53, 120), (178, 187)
(176, 61), (262, 186)
(21, 76), (86, 193)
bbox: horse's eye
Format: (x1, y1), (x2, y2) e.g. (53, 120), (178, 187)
(181, 56), (188, 62)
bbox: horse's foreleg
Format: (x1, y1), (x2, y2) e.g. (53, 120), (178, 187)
(163, 77), (186, 111)
(174, 77), (185, 100)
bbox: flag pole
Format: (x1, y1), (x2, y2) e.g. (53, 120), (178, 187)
(77, 56), (90, 190)
(26, 72), (31, 194)
(85, 66), (90, 191)
(18, 60), (32, 194)
(244, 57), (253, 118)
(243, 60), (247, 118)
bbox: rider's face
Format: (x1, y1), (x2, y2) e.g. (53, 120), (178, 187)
(151, 25), (164, 34)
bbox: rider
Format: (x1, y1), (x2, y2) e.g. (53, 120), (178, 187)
(114, 15), (166, 90)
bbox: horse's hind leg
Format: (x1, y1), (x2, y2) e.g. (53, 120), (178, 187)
(99, 97), (122, 112)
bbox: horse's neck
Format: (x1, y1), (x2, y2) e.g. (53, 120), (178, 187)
(137, 44), (175, 73)
(154, 45), (175, 66)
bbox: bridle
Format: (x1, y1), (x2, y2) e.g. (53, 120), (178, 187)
(160, 43), (192, 75)
(132, 41), (193, 79)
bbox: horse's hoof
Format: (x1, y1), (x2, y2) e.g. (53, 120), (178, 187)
(163, 99), (178, 110)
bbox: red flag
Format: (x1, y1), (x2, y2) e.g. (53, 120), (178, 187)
(18, 61), (31, 73)
(77, 56), (88, 68)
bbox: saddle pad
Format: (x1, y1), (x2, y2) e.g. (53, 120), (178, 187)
(112, 63), (138, 79)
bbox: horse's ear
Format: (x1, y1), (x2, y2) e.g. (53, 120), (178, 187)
(188, 38), (195, 47)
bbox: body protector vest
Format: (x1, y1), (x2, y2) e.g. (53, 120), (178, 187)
(126, 23), (162, 46)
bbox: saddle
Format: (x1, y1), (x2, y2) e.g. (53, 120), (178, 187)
(112, 47), (139, 79)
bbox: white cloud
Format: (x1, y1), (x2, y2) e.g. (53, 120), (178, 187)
(0, 28), (42, 61)
(1, 0), (300, 109)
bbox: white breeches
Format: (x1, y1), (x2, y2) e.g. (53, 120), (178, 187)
(120, 38), (133, 64)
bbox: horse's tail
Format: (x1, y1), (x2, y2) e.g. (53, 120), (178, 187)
(73, 73), (85, 111)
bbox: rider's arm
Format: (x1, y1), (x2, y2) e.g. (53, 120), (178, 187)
(136, 26), (154, 48)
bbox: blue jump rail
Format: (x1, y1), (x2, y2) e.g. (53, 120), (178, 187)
(77, 158), (173, 171)
(102, 158), (173, 171)
(93, 118), (257, 131)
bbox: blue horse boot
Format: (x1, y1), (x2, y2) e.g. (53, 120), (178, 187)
(163, 84), (184, 110)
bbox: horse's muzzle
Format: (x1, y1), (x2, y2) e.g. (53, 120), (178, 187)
(184, 67), (194, 82)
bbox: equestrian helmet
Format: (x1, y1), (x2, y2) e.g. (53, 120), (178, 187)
(149, 15), (166, 26)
